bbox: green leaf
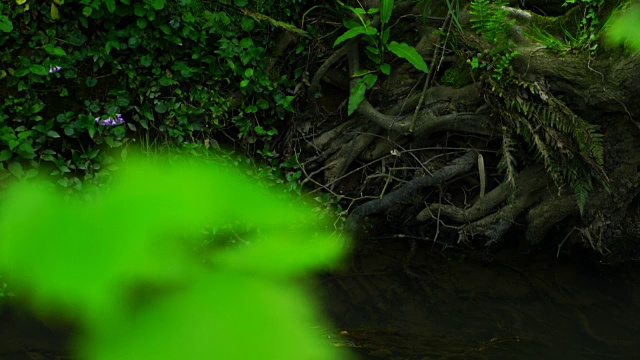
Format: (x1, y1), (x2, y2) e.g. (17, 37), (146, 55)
(470, 57), (479, 69)
(105, 0), (116, 13)
(47, 130), (61, 138)
(333, 25), (377, 47)
(245, 105), (258, 113)
(362, 74), (378, 90)
(382, 28), (391, 44)
(256, 99), (269, 110)
(239, 38), (253, 48)
(0, 16), (13, 33)
(234, 0), (248, 6)
(18, 142), (34, 153)
(241, 17), (254, 32)
(0, 150), (12, 162)
(64, 127), (74, 136)
(140, 55), (152, 67)
(386, 41), (428, 73)
(158, 25), (172, 35)
(68, 31), (87, 46)
(8, 162), (24, 179)
(244, 68), (253, 77)
(154, 102), (167, 113)
(145, 0), (166, 10)
(128, 37), (139, 47)
(53, 47), (66, 56)
(24, 169), (38, 179)
(28, 103), (45, 114)
(51, 3), (61, 20)
(380, 0), (394, 24)
(18, 144), (35, 160)
(15, 69), (30, 77)
(137, 18), (147, 29)
(379, 63), (391, 75)
(346, 6), (365, 16)
(134, 3), (145, 16)
(86, 77), (98, 87)
(43, 44), (58, 55)
(19, 56), (31, 67)
(117, 96), (130, 106)
(8, 140), (19, 150)
(348, 77), (367, 116)
(29, 65), (48, 76)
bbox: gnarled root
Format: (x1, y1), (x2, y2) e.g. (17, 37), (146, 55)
(525, 193), (577, 245)
(346, 151), (478, 234)
(419, 166), (554, 245)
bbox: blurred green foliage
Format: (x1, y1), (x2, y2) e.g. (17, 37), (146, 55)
(607, 4), (640, 51)
(0, 153), (350, 359)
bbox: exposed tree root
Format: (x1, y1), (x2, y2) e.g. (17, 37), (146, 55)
(323, 123), (382, 187)
(417, 166), (546, 223)
(346, 151), (478, 234)
(525, 193), (578, 245)
(462, 185), (545, 245)
(419, 166), (552, 245)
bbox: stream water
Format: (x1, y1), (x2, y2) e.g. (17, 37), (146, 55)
(320, 238), (640, 359)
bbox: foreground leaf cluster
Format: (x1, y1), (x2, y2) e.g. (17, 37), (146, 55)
(0, 155), (349, 360)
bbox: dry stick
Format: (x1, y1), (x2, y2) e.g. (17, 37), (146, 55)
(477, 152), (486, 200)
(431, 187), (443, 250)
(409, 13), (452, 133)
(557, 227), (577, 258)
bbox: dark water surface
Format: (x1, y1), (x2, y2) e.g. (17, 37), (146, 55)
(319, 238), (640, 359)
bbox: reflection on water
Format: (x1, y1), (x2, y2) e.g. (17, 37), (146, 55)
(320, 238), (640, 359)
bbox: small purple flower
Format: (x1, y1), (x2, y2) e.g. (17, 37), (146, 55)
(95, 114), (124, 126)
(49, 65), (62, 73)
(95, 106), (125, 126)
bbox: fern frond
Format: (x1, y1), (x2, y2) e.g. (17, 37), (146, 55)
(469, 0), (492, 34)
(469, 0), (513, 50)
(573, 178), (593, 216)
(486, 75), (607, 214)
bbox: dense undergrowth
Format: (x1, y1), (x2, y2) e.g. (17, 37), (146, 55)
(0, 0), (310, 191)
